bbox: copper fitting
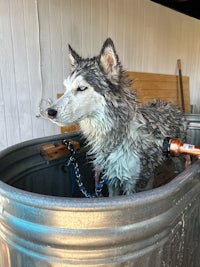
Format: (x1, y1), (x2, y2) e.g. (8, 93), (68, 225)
(170, 138), (200, 158)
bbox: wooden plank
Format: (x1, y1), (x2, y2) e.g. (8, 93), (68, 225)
(127, 72), (190, 113)
(61, 124), (80, 134)
(41, 140), (80, 161)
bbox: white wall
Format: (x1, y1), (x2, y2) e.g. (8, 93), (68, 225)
(1, 0), (200, 150)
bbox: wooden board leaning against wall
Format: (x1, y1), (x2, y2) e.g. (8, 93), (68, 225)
(58, 71), (190, 133)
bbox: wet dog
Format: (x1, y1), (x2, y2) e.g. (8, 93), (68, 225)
(47, 38), (187, 196)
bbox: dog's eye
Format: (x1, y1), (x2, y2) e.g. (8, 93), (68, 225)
(77, 86), (88, 92)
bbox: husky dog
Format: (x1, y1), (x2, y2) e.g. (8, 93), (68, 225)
(47, 38), (187, 196)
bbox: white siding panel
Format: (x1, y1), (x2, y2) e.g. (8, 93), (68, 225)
(37, 0), (61, 136)
(9, 0), (33, 141)
(49, 0), (63, 91)
(70, 0), (83, 53)
(90, 0), (108, 54)
(81, 0), (92, 57)
(60, 0), (73, 79)
(22, 0), (45, 139)
(0, 0), (21, 149)
(0, 72), (7, 149)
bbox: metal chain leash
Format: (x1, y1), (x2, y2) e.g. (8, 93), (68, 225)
(63, 139), (106, 198)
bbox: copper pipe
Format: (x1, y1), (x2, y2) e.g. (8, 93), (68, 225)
(169, 138), (200, 158)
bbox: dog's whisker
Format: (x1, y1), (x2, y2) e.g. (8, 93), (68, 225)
(36, 98), (53, 119)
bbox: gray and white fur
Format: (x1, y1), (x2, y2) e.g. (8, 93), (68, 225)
(47, 38), (187, 196)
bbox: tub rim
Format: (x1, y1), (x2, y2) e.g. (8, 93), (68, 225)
(0, 133), (200, 211)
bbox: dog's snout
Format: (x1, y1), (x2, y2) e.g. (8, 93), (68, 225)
(47, 108), (57, 118)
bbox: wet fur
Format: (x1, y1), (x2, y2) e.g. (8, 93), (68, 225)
(47, 38), (187, 196)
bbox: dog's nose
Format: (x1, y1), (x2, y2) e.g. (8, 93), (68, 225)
(47, 108), (57, 118)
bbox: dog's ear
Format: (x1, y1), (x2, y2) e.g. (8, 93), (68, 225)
(99, 38), (120, 77)
(68, 44), (81, 68)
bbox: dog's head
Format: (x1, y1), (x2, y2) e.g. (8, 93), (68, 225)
(46, 38), (124, 126)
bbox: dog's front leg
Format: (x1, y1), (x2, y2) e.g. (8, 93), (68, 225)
(108, 182), (120, 197)
(122, 179), (137, 195)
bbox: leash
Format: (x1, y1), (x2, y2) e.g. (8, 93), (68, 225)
(63, 139), (107, 198)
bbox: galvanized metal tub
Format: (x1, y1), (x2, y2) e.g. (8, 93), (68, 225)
(0, 131), (200, 267)
(185, 114), (200, 146)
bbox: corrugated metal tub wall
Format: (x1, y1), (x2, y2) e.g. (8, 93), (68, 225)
(0, 115), (200, 267)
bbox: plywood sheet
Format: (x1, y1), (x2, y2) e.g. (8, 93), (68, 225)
(127, 72), (190, 113)
(59, 71), (190, 133)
